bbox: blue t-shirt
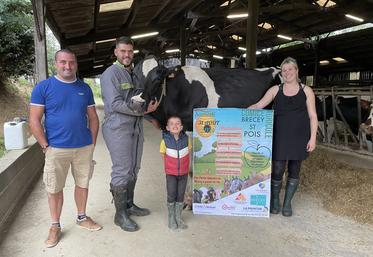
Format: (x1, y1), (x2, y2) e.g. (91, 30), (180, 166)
(30, 76), (95, 148)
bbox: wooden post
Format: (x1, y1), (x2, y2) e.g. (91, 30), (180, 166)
(32, 0), (48, 83)
(245, 0), (259, 69)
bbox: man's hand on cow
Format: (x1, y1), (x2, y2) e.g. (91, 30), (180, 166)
(145, 99), (160, 114)
(307, 139), (316, 152)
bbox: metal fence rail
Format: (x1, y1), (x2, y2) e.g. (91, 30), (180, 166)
(314, 85), (373, 154)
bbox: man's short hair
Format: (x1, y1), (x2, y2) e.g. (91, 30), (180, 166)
(55, 49), (76, 61)
(116, 36), (134, 48)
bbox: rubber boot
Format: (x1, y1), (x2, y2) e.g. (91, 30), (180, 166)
(110, 184), (139, 232)
(270, 179), (282, 214)
(282, 178), (299, 217)
(127, 180), (151, 216)
(175, 202), (187, 229)
(167, 202), (177, 230)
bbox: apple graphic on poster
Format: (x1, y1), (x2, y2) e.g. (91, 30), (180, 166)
(244, 143), (271, 169)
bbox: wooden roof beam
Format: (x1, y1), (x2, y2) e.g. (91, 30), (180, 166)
(124, 0), (144, 28)
(62, 22), (178, 46)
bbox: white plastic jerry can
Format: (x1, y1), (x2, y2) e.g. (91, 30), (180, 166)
(3, 119), (28, 150)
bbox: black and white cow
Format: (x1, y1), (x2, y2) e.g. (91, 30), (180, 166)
(133, 56), (281, 131)
(360, 104), (373, 135)
(315, 95), (371, 143)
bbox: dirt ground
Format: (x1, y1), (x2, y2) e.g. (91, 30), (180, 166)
(0, 79), (31, 137)
(301, 148), (373, 225)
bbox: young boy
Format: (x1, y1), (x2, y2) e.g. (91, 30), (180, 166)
(160, 116), (191, 230)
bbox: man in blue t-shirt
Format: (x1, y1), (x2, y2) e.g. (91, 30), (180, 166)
(29, 49), (101, 248)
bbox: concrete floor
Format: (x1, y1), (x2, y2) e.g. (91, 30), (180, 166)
(0, 110), (372, 257)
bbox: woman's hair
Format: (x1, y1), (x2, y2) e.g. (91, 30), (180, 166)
(280, 57), (300, 82)
(280, 57), (298, 71)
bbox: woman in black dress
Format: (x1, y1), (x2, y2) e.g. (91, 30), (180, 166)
(249, 57), (318, 217)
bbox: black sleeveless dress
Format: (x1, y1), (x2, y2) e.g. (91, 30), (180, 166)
(272, 84), (310, 161)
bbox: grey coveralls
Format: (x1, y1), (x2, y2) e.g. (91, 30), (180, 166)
(100, 61), (145, 187)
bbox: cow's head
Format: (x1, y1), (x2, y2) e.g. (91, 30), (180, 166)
(360, 103), (373, 135)
(132, 56), (168, 108)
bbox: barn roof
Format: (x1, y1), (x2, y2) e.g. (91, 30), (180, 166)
(42, 0), (373, 78)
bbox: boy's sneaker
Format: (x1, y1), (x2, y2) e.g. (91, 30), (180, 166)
(76, 216), (102, 231)
(45, 226), (61, 248)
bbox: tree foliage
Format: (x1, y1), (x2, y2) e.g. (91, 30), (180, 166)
(0, 0), (34, 87)
(46, 26), (59, 76)
(193, 137), (203, 153)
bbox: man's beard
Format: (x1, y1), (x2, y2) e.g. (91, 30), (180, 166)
(123, 58), (132, 68)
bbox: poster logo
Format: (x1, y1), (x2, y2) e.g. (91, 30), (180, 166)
(221, 204), (236, 210)
(195, 114), (218, 138)
(258, 182), (265, 189)
(250, 194), (267, 206)
(234, 193), (247, 204)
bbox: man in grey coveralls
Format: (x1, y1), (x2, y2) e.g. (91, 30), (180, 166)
(100, 36), (159, 232)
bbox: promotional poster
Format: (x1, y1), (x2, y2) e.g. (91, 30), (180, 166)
(192, 108), (274, 217)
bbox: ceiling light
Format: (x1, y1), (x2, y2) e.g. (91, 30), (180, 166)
(262, 48), (272, 52)
(277, 34), (293, 40)
(333, 57), (347, 63)
(207, 45), (216, 50)
(199, 59), (208, 63)
(316, 0), (336, 7)
(96, 38), (116, 44)
(242, 51), (261, 58)
(239, 47), (262, 55)
(131, 31), (159, 39)
(220, 0), (236, 7)
(93, 65), (103, 68)
(231, 34), (243, 41)
(213, 55), (223, 60)
(227, 13), (248, 19)
(165, 49), (180, 53)
(258, 22), (273, 30)
(345, 14), (364, 23)
(209, 25), (215, 29)
(99, 1), (133, 13)
(133, 50), (139, 54)
(319, 60), (330, 65)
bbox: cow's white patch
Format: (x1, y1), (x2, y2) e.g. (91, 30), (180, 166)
(181, 66), (219, 108)
(255, 67), (281, 79)
(131, 93), (145, 102)
(142, 58), (158, 77)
